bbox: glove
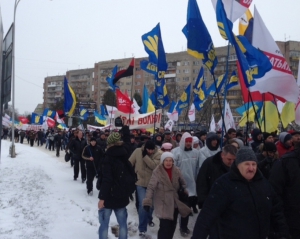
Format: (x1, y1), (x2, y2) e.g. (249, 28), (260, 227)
(143, 206), (150, 212)
(142, 148), (148, 158)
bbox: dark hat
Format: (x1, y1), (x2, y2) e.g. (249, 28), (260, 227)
(130, 134), (135, 139)
(144, 140), (156, 150)
(92, 131), (98, 138)
(235, 147), (257, 165)
(140, 135), (150, 141)
(279, 132), (292, 144)
(199, 130), (207, 137)
(263, 132), (272, 141)
(107, 132), (121, 145)
(164, 130), (171, 135)
(90, 137), (97, 142)
(263, 142), (277, 152)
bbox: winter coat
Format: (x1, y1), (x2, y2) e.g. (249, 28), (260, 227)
(19, 131), (25, 137)
(68, 137), (87, 160)
(129, 146), (161, 188)
(96, 138), (107, 151)
(98, 143), (131, 209)
(162, 137), (177, 149)
(198, 145), (220, 170)
(143, 164), (191, 220)
(29, 131), (36, 140)
(82, 144), (104, 169)
(191, 163), (289, 239)
(256, 153), (277, 179)
(47, 132), (55, 141)
(196, 151), (230, 208)
(171, 132), (200, 197)
(54, 134), (63, 146)
(276, 141), (294, 158)
(269, 149), (300, 230)
(250, 128), (263, 153)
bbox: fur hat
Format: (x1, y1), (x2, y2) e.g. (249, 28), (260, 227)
(160, 152), (174, 164)
(106, 132), (121, 145)
(235, 147), (257, 165)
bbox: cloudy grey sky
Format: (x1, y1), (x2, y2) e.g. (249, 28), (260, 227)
(0, 0), (299, 114)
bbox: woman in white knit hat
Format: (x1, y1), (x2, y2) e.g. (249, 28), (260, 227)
(143, 152), (191, 239)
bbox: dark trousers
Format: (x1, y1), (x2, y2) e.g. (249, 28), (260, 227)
(290, 228), (300, 239)
(86, 166), (96, 192)
(48, 140), (54, 151)
(30, 139), (34, 147)
(74, 157), (86, 180)
(189, 196), (198, 210)
(56, 144), (61, 156)
(180, 196), (194, 230)
(158, 209), (178, 239)
(20, 136), (24, 144)
(37, 138), (43, 146)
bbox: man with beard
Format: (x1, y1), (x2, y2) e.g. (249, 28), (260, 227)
(192, 147), (289, 239)
(172, 132), (201, 237)
(199, 132), (221, 169)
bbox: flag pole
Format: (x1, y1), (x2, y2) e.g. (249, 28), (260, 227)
(108, 104), (113, 131)
(263, 93), (266, 132)
(184, 84), (192, 131)
(248, 90), (262, 131)
(272, 95), (284, 131)
(153, 81), (158, 133)
(129, 58), (135, 122)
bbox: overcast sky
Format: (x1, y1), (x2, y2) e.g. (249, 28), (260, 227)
(0, 0), (299, 114)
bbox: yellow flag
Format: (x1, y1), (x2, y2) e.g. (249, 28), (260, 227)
(239, 106), (257, 127)
(281, 102), (295, 128)
(260, 102), (279, 133)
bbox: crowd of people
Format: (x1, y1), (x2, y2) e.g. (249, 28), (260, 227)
(3, 125), (300, 239)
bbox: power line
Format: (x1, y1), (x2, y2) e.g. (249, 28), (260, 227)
(16, 57), (89, 66)
(15, 75), (43, 88)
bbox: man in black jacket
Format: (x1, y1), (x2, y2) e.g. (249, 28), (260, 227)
(68, 130), (87, 182)
(96, 132), (107, 151)
(269, 143), (300, 239)
(192, 147), (289, 239)
(196, 144), (237, 239)
(54, 131), (63, 157)
(82, 137), (104, 195)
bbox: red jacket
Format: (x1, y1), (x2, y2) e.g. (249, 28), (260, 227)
(276, 141), (294, 158)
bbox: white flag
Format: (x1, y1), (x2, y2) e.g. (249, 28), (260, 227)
(211, 0), (252, 23)
(132, 98), (140, 115)
(188, 103), (196, 122)
(106, 105), (118, 119)
(209, 115), (216, 132)
(164, 119), (174, 131)
(224, 100), (236, 129)
(167, 104), (178, 122)
(250, 7), (299, 103)
(4, 113), (10, 120)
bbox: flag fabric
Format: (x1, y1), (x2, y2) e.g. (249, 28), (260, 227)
(164, 119), (174, 131)
(155, 79), (170, 108)
(140, 23), (168, 80)
(193, 67), (208, 111)
(259, 101), (279, 133)
(31, 113), (43, 125)
(224, 100), (236, 129)
(42, 109), (56, 119)
(207, 73), (227, 96)
(47, 117), (56, 128)
(167, 101), (178, 121)
(295, 101), (300, 125)
(116, 89), (133, 114)
(188, 103), (196, 122)
(280, 102), (295, 128)
(64, 77), (76, 117)
(209, 115), (216, 132)
(141, 85), (155, 113)
(106, 65), (118, 91)
(55, 111), (65, 124)
(212, 0), (252, 23)
(106, 105), (118, 119)
(297, 60), (300, 86)
(132, 98), (140, 114)
(79, 106), (88, 120)
(95, 111), (107, 125)
(4, 114), (10, 121)
(249, 6), (299, 103)
(239, 9), (253, 43)
(57, 123), (67, 129)
(225, 70), (238, 91)
(182, 0), (218, 73)
(56, 110), (65, 119)
(113, 59), (134, 85)
(176, 84), (191, 115)
(100, 105), (109, 116)
(18, 116), (29, 124)
(238, 104), (260, 127)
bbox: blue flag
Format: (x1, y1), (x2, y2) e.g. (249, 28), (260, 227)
(207, 74), (227, 97)
(64, 77), (76, 117)
(176, 84), (191, 115)
(42, 108), (56, 119)
(100, 105), (109, 116)
(155, 79), (170, 108)
(79, 106), (88, 120)
(94, 111), (107, 125)
(31, 112), (43, 125)
(168, 101), (177, 113)
(141, 23), (168, 80)
(193, 67), (208, 111)
(182, 0), (218, 74)
(106, 65), (118, 91)
(225, 71), (238, 91)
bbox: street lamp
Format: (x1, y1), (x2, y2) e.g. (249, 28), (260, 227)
(10, 0), (22, 158)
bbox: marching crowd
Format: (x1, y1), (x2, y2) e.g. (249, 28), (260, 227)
(2, 125), (300, 239)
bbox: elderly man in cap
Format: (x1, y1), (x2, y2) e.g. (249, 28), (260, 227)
(191, 147), (289, 239)
(162, 129), (177, 149)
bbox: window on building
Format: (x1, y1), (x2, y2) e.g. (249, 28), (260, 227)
(219, 57), (226, 62)
(135, 82), (141, 86)
(135, 89), (140, 93)
(176, 69), (181, 74)
(177, 62), (181, 66)
(290, 51), (300, 57)
(183, 61), (190, 66)
(176, 77), (180, 82)
(183, 69), (189, 73)
(136, 74), (141, 79)
(228, 55), (237, 61)
(183, 77), (189, 81)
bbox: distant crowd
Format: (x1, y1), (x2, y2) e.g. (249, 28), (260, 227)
(2, 125), (300, 239)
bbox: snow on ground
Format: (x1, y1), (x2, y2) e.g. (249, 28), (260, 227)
(0, 139), (197, 239)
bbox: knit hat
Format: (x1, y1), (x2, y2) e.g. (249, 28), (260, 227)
(106, 132), (121, 145)
(279, 132), (292, 144)
(235, 147), (258, 165)
(161, 142), (172, 150)
(144, 140), (156, 150)
(90, 137), (97, 142)
(160, 152), (174, 164)
(231, 138), (244, 149)
(263, 142), (277, 152)
(262, 132), (272, 141)
(193, 136), (199, 144)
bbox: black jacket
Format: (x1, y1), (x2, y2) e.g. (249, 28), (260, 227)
(82, 144), (104, 169)
(68, 137), (87, 159)
(98, 143), (131, 209)
(54, 134), (63, 146)
(196, 151), (230, 208)
(96, 138), (107, 151)
(192, 163), (289, 239)
(256, 153), (276, 179)
(269, 149), (300, 230)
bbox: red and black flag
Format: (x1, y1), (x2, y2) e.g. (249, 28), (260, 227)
(113, 58), (134, 85)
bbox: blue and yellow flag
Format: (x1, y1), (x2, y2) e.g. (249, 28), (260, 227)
(140, 23), (168, 80)
(155, 79), (169, 108)
(182, 0), (218, 74)
(225, 71), (238, 91)
(141, 85), (155, 113)
(193, 67), (207, 101)
(176, 84), (191, 115)
(100, 105), (109, 116)
(94, 111), (106, 125)
(31, 112), (43, 125)
(79, 106), (88, 120)
(207, 73), (227, 97)
(239, 9), (253, 43)
(42, 108), (56, 119)
(106, 65), (118, 91)
(64, 77), (76, 117)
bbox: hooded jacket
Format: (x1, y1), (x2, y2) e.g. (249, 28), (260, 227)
(199, 133), (221, 169)
(276, 132), (294, 158)
(171, 132), (200, 197)
(250, 129), (263, 153)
